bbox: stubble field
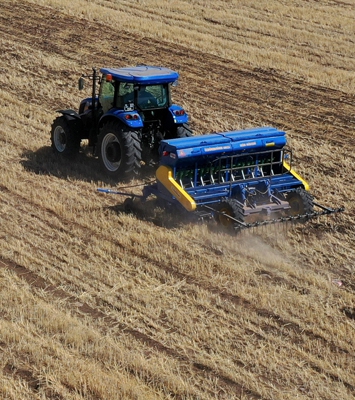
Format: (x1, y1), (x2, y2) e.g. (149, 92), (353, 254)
(0, 0), (355, 399)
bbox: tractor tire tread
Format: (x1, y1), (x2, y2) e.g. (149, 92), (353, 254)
(98, 121), (142, 179)
(51, 116), (81, 157)
(176, 123), (193, 138)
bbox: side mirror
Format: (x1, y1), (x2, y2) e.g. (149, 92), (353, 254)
(78, 77), (85, 90)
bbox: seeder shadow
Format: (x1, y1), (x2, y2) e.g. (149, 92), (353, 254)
(104, 197), (199, 230)
(104, 197), (242, 235)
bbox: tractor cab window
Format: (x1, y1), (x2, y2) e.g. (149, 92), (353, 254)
(117, 82), (135, 111)
(99, 75), (115, 113)
(137, 85), (168, 110)
(116, 83), (169, 111)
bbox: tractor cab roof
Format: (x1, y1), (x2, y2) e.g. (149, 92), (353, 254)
(100, 66), (179, 85)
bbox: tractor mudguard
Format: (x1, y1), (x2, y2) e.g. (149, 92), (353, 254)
(169, 105), (189, 125)
(78, 97), (99, 115)
(56, 109), (84, 135)
(57, 109), (82, 121)
(100, 109), (144, 129)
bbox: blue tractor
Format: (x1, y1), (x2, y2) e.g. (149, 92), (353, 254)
(51, 66), (192, 179)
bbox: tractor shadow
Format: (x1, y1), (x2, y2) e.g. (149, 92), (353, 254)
(20, 144), (154, 185)
(20, 147), (258, 234)
(21, 145), (194, 230)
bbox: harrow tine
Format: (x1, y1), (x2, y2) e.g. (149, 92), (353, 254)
(240, 205), (343, 232)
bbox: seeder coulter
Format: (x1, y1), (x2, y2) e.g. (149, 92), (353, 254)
(98, 126), (344, 231)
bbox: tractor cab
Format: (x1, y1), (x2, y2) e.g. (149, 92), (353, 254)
(98, 66), (176, 110)
(97, 72), (174, 145)
(99, 77), (170, 113)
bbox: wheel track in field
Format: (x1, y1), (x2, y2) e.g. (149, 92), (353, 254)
(2, 244), (355, 395)
(2, 180), (354, 393)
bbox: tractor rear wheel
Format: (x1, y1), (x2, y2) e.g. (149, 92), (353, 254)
(215, 198), (244, 229)
(176, 123), (193, 138)
(165, 123), (193, 140)
(98, 121), (142, 179)
(287, 187), (314, 216)
(51, 116), (80, 157)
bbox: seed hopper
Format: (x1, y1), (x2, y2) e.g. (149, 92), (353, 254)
(98, 127), (344, 231)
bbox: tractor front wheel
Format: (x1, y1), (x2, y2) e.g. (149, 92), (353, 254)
(98, 122), (142, 180)
(51, 116), (80, 157)
(287, 187), (314, 217)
